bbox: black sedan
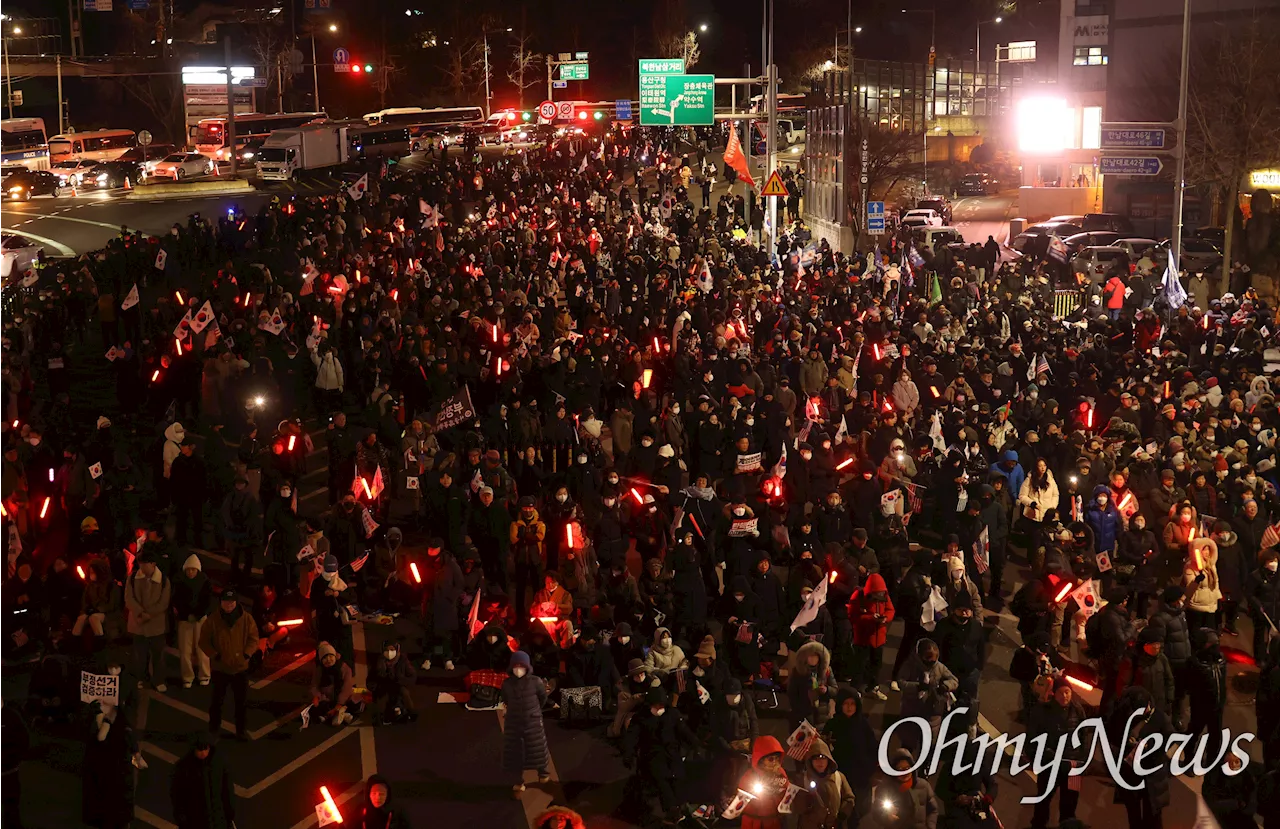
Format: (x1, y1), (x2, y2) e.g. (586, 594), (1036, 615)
(85, 161), (144, 190)
(3, 169), (64, 200)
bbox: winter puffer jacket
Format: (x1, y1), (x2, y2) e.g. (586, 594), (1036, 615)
(850, 573), (896, 647)
(311, 349), (344, 391)
(642, 627), (687, 678)
(1149, 601), (1192, 666)
(1182, 539), (1222, 613)
(163, 422), (185, 479)
(1084, 485), (1124, 553)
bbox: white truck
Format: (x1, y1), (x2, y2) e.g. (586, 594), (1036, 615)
(255, 123), (351, 181)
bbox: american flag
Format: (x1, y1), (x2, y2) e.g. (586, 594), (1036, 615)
(1035, 353), (1050, 378)
(673, 668), (688, 694)
(973, 527), (990, 575)
(349, 552), (369, 573)
(1262, 522), (1280, 552)
(904, 482), (924, 516)
(785, 720), (818, 760)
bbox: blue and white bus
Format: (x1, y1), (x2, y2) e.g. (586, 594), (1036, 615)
(0, 118), (51, 171)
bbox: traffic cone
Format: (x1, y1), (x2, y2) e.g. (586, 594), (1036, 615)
(123, 176), (132, 191)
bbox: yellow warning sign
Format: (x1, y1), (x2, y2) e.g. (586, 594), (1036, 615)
(760, 170), (789, 198)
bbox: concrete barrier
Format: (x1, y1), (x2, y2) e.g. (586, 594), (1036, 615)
(128, 178), (252, 198)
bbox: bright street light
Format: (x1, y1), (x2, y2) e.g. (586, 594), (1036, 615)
(995, 16), (1003, 23)
(855, 26), (863, 33)
(328, 23), (338, 32)
(699, 23), (709, 32)
(12, 26), (22, 35)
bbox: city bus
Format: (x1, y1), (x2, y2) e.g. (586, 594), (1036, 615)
(192, 112), (327, 159)
(362, 106), (484, 150)
(47, 129), (137, 163)
(0, 118), (51, 171)
(346, 125), (411, 159)
(362, 106), (484, 130)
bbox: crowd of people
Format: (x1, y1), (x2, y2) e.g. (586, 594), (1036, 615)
(3, 121), (1280, 829)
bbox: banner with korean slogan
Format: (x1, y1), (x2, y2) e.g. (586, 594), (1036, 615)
(434, 385), (476, 431)
(729, 517), (759, 537)
(734, 452), (763, 474)
(80, 671), (120, 705)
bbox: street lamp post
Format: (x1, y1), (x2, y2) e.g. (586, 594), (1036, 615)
(482, 26), (513, 119)
(2, 20), (18, 118)
(309, 25), (336, 112)
(976, 16), (1001, 62)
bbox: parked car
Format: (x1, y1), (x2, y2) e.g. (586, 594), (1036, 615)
(1047, 214), (1086, 226)
(85, 160), (144, 189)
(1194, 226), (1226, 245)
(1114, 237), (1162, 262)
(1073, 245), (1132, 281)
(1024, 221), (1083, 238)
(150, 152), (215, 180)
(916, 197), (953, 225)
(2, 169), (64, 200)
(117, 144), (177, 166)
(957, 172), (994, 196)
(1082, 212), (1135, 234)
(1157, 238), (1223, 274)
(1061, 231), (1122, 253)
(1, 233), (43, 279)
(902, 208), (944, 228)
(233, 138), (267, 164)
(49, 159), (96, 187)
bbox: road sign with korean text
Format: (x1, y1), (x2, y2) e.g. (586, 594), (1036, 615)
(640, 73), (715, 126)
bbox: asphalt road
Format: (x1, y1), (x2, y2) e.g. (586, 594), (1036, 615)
(1, 151), (1261, 829)
(950, 192), (1020, 250)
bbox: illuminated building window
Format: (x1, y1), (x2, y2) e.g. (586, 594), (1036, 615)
(1073, 46), (1108, 66)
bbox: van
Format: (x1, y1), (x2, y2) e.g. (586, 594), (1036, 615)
(912, 226), (966, 251)
(1082, 213), (1135, 234)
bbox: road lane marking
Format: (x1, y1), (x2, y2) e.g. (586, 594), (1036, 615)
(135, 807), (179, 829)
(20, 211), (153, 237)
(0, 226), (76, 256)
(145, 687), (307, 740)
(251, 648), (318, 689)
(239, 727), (358, 797)
(286, 779), (364, 829)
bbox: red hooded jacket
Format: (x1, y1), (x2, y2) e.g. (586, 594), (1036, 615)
(849, 573), (896, 648)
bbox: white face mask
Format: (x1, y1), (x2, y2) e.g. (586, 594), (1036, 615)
(729, 694), (742, 706)
(1269, 562), (1278, 573)
(642, 439), (653, 447)
(618, 635), (631, 644)
(384, 649), (397, 660)
(671, 406), (680, 414)
(556, 493), (568, 502)
(487, 635), (499, 644)
(801, 452), (812, 461)
(734, 508), (746, 517)
(603, 498), (616, 507)
(651, 707), (665, 717)
(108, 666), (122, 676)
(512, 667), (528, 678)
(1096, 497), (1107, 506)
(577, 456), (587, 465)
(746, 418), (755, 426)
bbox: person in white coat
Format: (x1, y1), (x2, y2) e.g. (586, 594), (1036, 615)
(1018, 458), (1060, 525)
(310, 344), (345, 411)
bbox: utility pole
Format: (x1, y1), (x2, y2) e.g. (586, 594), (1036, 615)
(483, 30), (491, 117)
(310, 35), (320, 111)
(765, 0), (777, 250)
(56, 55), (64, 133)
(224, 37), (238, 175)
(1170, 0), (1191, 271)
(3, 29), (12, 119)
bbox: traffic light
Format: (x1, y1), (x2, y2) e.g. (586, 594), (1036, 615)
(593, 111), (603, 120)
(351, 63), (374, 74)
(521, 111), (532, 121)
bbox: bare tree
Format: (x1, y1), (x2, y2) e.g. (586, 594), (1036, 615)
(372, 58), (407, 110)
(119, 70), (186, 146)
(441, 38), (483, 105)
(657, 30), (700, 71)
(1187, 22), (1280, 270)
(507, 30), (542, 110)
(844, 119), (926, 235)
(247, 24), (289, 113)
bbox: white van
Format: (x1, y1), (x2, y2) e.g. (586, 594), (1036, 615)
(912, 226), (966, 251)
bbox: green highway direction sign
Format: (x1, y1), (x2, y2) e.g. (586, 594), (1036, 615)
(559, 63), (589, 81)
(640, 73), (715, 126)
(639, 58), (685, 75)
